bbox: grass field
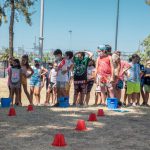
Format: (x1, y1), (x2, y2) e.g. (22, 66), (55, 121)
(0, 78), (150, 150)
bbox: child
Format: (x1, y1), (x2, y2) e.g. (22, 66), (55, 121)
(21, 55), (34, 105)
(143, 60), (150, 106)
(7, 56), (15, 97)
(53, 49), (68, 107)
(85, 59), (95, 105)
(45, 62), (57, 105)
(9, 59), (22, 106)
(94, 75), (102, 106)
(30, 58), (47, 106)
(126, 54), (141, 106)
(95, 45), (114, 106)
(65, 51), (74, 96)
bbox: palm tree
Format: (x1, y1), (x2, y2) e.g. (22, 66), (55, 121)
(0, 0), (37, 57)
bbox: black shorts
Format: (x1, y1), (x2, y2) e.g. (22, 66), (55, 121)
(87, 81), (94, 93)
(74, 83), (87, 95)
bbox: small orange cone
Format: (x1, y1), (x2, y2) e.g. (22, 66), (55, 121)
(75, 120), (87, 131)
(8, 107), (16, 116)
(27, 105), (33, 111)
(51, 133), (67, 147)
(97, 109), (104, 116)
(88, 113), (97, 121)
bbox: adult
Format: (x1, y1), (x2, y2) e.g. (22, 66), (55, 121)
(73, 51), (93, 106)
(95, 45), (114, 106)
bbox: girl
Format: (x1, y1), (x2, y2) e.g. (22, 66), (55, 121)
(112, 53), (131, 105)
(85, 59), (95, 105)
(9, 59), (22, 106)
(94, 75), (102, 106)
(143, 60), (150, 106)
(21, 55), (34, 105)
(30, 58), (47, 106)
(45, 62), (57, 105)
(7, 56), (15, 97)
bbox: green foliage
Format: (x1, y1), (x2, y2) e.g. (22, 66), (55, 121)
(136, 35), (150, 64)
(1, 0), (37, 26)
(145, 0), (150, 5)
(0, 48), (10, 61)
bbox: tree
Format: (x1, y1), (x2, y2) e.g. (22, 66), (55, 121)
(0, 0), (37, 57)
(136, 35), (150, 64)
(146, 0), (150, 5)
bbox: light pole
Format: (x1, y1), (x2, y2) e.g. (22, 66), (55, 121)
(115, 0), (120, 51)
(69, 30), (72, 50)
(39, 0), (44, 60)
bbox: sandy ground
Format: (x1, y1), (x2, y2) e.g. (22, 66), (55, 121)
(0, 78), (150, 150)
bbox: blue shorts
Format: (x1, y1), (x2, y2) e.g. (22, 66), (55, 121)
(30, 79), (41, 87)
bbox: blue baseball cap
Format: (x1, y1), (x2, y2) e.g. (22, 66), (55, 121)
(97, 45), (107, 51)
(34, 58), (41, 63)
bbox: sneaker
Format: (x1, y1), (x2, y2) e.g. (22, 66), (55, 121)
(52, 103), (59, 107)
(132, 103), (136, 107)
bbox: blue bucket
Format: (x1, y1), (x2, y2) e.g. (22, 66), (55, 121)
(107, 98), (118, 109)
(1, 98), (12, 108)
(58, 97), (69, 108)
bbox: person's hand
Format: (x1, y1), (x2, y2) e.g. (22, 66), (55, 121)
(109, 77), (115, 84)
(41, 82), (44, 88)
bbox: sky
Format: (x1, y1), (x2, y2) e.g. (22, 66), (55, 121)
(0, 0), (150, 53)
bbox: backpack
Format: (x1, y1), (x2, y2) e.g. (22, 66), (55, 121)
(11, 68), (21, 84)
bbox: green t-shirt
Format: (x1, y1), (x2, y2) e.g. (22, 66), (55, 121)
(73, 57), (90, 81)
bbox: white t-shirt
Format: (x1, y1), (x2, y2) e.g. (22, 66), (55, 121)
(87, 66), (95, 80)
(50, 68), (57, 84)
(66, 59), (74, 80)
(56, 60), (68, 82)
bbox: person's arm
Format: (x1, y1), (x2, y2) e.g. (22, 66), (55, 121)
(41, 67), (48, 76)
(26, 66), (34, 78)
(84, 51), (93, 59)
(109, 57), (115, 82)
(95, 58), (99, 78)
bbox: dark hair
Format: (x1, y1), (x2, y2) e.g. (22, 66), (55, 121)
(65, 51), (73, 59)
(105, 45), (112, 52)
(131, 54), (139, 60)
(89, 59), (96, 67)
(129, 57), (132, 62)
(22, 54), (30, 69)
(13, 59), (21, 69)
(48, 62), (53, 66)
(53, 49), (62, 56)
(78, 52), (85, 58)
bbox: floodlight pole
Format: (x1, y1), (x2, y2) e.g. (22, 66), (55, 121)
(115, 0), (120, 51)
(39, 0), (44, 60)
(69, 30), (72, 50)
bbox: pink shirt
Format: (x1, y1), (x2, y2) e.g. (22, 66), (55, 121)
(118, 61), (131, 80)
(7, 66), (11, 86)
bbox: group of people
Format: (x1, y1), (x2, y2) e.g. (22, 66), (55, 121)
(7, 44), (150, 107)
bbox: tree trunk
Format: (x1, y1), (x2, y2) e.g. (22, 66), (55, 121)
(9, 0), (15, 57)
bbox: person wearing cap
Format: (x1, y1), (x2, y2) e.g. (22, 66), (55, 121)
(143, 60), (150, 106)
(95, 45), (115, 106)
(30, 58), (48, 106)
(112, 53), (131, 105)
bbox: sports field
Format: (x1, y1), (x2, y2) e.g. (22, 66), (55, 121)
(0, 78), (150, 150)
